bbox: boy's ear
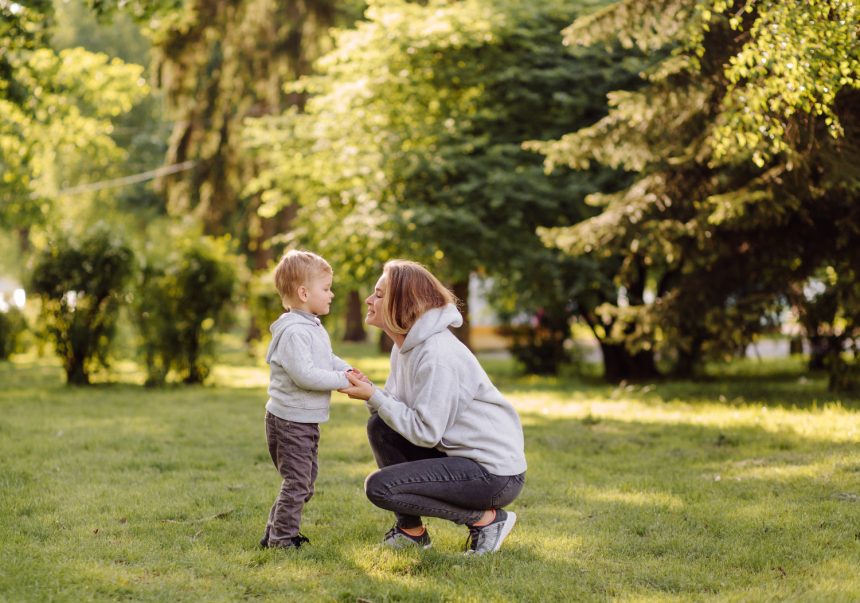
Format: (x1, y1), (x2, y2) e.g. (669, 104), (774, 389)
(297, 285), (309, 302)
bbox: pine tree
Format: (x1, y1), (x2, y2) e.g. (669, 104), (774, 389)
(529, 0), (860, 380)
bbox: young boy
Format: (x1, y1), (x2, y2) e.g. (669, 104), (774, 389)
(260, 250), (355, 549)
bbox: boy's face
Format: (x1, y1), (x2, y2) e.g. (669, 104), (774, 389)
(301, 272), (335, 316)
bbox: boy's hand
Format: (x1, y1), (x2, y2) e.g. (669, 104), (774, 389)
(339, 370), (374, 400)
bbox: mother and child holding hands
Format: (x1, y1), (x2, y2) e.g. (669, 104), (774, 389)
(260, 250), (527, 555)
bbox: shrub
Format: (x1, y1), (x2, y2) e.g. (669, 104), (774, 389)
(498, 308), (571, 375)
(133, 236), (236, 385)
(0, 305), (27, 359)
(29, 225), (134, 384)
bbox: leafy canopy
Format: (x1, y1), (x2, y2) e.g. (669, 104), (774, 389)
(529, 0), (859, 373)
(1, 0), (148, 229)
(247, 0), (640, 294)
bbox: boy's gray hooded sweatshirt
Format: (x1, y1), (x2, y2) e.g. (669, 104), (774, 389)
(367, 304), (527, 476)
(265, 310), (351, 424)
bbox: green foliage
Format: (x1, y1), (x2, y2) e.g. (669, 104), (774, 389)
(792, 261), (860, 392)
(555, 0), (859, 166)
(247, 0), (644, 369)
(28, 224), (135, 384)
(530, 0), (860, 379)
(111, 0), (359, 241)
(133, 235), (238, 385)
(498, 310), (572, 375)
(0, 306), (27, 359)
(0, 1), (148, 230)
(52, 0), (171, 221)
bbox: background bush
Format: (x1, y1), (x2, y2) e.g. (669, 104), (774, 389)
(498, 309), (572, 375)
(0, 306), (27, 360)
(133, 235), (237, 385)
(29, 225), (134, 384)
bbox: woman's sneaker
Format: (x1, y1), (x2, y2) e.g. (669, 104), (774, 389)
(382, 525), (432, 549)
(465, 510), (517, 555)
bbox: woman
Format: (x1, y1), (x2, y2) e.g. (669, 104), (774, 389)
(340, 260), (527, 555)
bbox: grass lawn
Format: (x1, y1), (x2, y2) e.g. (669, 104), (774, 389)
(1, 343), (859, 602)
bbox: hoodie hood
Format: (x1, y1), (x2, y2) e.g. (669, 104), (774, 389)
(401, 304), (463, 353)
(266, 311), (320, 363)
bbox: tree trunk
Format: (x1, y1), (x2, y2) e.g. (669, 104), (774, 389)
(65, 357), (89, 385)
(450, 280), (471, 350)
(808, 335), (840, 370)
(17, 227), (30, 254)
(789, 337), (804, 355)
(599, 342), (660, 383)
(826, 347), (856, 392)
(343, 290), (366, 342)
(672, 337), (703, 379)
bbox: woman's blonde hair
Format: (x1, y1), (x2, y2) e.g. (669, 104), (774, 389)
(274, 250), (332, 307)
(380, 260), (458, 335)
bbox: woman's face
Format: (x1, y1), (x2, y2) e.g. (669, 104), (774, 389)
(365, 275), (386, 329)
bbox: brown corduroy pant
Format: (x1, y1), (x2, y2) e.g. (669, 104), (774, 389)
(264, 412), (320, 544)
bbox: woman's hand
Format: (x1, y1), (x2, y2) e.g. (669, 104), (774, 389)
(339, 370), (374, 400)
(347, 367), (371, 384)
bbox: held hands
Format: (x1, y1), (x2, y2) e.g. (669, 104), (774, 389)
(347, 367), (371, 383)
(339, 369), (374, 400)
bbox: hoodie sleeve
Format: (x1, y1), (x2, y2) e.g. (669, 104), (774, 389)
(367, 361), (459, 448)
(275, 330), (350, 391)
(332, 353), (351, 372)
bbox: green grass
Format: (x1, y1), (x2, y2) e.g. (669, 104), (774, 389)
(1, 345), (859, 602)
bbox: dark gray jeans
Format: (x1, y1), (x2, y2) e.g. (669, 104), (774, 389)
(265, 412), (319, 543)
(364, 413), (525, 528)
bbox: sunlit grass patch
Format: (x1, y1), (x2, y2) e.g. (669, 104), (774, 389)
(1, 351), (859, 601)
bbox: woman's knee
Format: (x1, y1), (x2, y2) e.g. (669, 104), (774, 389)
(364, 469), (388, 506)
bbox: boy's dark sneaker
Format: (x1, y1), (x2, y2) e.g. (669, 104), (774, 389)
(259, 527), (270, 548)
(382, 525), (432, 549)
(465, 510), (517, 555)
(267, 533), (310, 549)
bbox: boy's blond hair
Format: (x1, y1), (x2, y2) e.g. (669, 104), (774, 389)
(380, 260), (458, 335)
(274, 250), (332, 308)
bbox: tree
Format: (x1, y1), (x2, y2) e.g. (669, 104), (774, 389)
(529, 0), (860, 381)
(1, 1), (148, 236)
(246, 0), (642, 356)
(52, 0), (171, 221)
(133, 233), (237, 385)
(111, 0), (363, 248)
(29, 224), (134, 385)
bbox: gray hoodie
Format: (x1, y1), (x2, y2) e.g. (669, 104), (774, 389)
(265, 310), (351, 423)
(367, 304), (527, 476)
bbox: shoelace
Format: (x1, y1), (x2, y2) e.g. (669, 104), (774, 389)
(385, 525), (424, 543)
(464, 525), (483, 552)
(384, 526), (399, 541)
